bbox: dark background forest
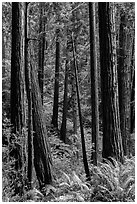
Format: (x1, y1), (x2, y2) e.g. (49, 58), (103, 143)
(2, 2), (135, 202)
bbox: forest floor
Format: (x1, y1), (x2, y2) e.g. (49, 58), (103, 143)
(31, 125), (94, 202)
(2, 123), (135, 202)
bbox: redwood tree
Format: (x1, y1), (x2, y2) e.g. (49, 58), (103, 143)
(11, 2), (25, 135)
(23, 2), (33, 187)
(60, 59), (69, 143)
(98, 2), (124, 162)
(10, 2), (26, 195)
(130, 68), (135, 134)
(72, 32), (90, 180)
(38, 3), (46, 103)
(51, 28), (60, 128)
(70, 60), (77, 134)
(30, 48), (53, 188)
(118, 12), (134, 155)
(89, 2), (99, 166)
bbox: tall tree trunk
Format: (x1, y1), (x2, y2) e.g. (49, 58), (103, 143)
(23, 2), (33, 188)
(38, 3), (46, 104)
(60, 59), (69, 143)
(30, 48), (53, 189)
(130, 37), (135, 134)
(89, 2), (99, 166)
(2, 30), (5, 62)
(130, 69), (135, 134)
(2, 30), (6, 104)
(71, 61), (77, 135)
(118, 13), (133, 156)
(98, 3), (124, 162)
(72, 33), (90, 180)
(51, 28), (60, 129)
(10, 2), (26, 195)
(70, 4), (78, 135)
(11, 2), (25, 135)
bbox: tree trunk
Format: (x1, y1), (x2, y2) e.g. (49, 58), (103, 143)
(118, 12), (133, 156)
(11, 3), (25, 135)
(98, 2), (124, 162)
(89, 2), (99, 166)
(130, 69), (135, 134)
(60, 59), (69, 143)
(10, 3), (26, 174)
(2, 30), (6, 104)
(10, 2), (26, 195)
(23, 2), (33, 188)
(71, 62), (77, 135)
(38, 3), (46, 104)
(70, 4), (78, 135)
(51, 28), (60, 129)
(130, 36), (135, 134)
(30, 49), (53, 189)
(72, 33), (90, 180)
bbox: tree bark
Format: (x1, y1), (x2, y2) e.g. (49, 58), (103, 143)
(89, 2), (99, 166)
(98, 2), (124, 162)
(2, 30), (6, 103)
(51, 28), (60, 129)
(38, 3), (46, 104)
(11, 2), (25, 135)
(71, 61), (77, 135)
(70, 4), (78, 135)
(60, 59), (69, 143)
(23, 2), (33, 188)
(118, 12), (133, 156)
(10, 2), (26, 195)
(130, 69), (135, 134)
(72, 33), (90, 180)
(30, 49), (53, 188)
(130, 37), (135, 134)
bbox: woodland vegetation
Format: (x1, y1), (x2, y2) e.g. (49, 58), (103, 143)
(2, 2), (135, 202)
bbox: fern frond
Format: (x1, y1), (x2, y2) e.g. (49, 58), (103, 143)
(62, 171), (72, 185)
(72, 171), (82, 185)
(103, 158), (115, 170)
(121, 168), (135, 185)
(127, 183), (135, 196)
(75, 193), (85, 202)
(81, 183), (90, 191)
(59, 182), (70, 188)
(97, 168), (116, 191)
(122, 176), (135, 189)
(124, 157), (135, 167)
(97, 185), (115, 201)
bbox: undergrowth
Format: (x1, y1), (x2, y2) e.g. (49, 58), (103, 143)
(2, 123), (135, 202)
(90, 157), (135, 202)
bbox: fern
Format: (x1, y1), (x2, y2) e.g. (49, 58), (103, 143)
(90, 157), (135, 202)
(62, 171), (73, 186)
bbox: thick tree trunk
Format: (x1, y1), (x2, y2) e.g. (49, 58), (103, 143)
(118, 13), (133, 156)
(51, 28), (60, 129)
(11, 3), (25, 135)
(30, 52), (53, 189)
(89, 2), (99, 166)
(10, 3), (26, 195)
(23, 3), (33, 187)
(98, 3), (124, 162)
(130, 37), (135, 135)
